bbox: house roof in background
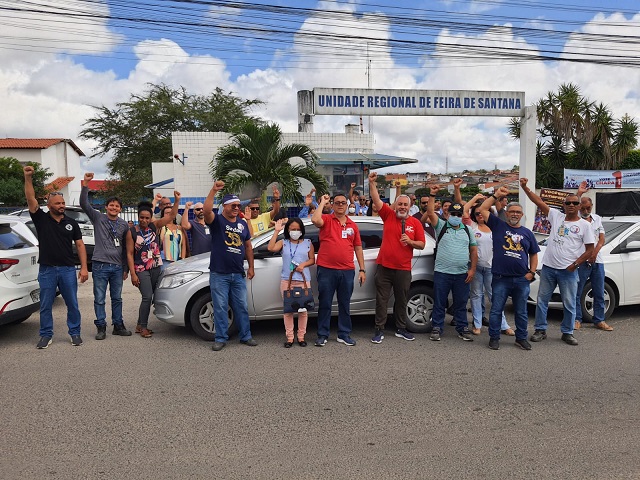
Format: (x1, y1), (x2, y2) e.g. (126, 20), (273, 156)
(0, 138), (85, 156)
(46, 176), (75, 192)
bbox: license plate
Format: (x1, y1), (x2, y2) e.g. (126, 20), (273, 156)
(31, 289), (40, 302)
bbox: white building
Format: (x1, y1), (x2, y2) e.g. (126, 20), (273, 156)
(0, 138), (85, 204)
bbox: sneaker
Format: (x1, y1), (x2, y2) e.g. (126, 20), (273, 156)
(501, 328), (515, 336)
(240, 338), (258, 346)
(458, 329), (474, 342)
(430, 330), (441, 341)
(337, 335), (356, 346)
(488, 338), (500, 350)
(113, 324), (132, 336)
(95, 326), (106, 340)
(530, 329), (547, 342)
(561, 333), (579, 346)
(395, 329), (415, 341)
(36, 336), (52, 349)
(315, 336), (328, 347)
(211, 341), (225, 351)
(371, 329), (384, 344)
(595, 321), (613, 331)
(574, 320), (582, 330)
(515, 338), (532, 350)
(71, 335), (83, 346)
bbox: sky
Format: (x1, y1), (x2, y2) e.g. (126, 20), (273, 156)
(1, 0), (640, 178)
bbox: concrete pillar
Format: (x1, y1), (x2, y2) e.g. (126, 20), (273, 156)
(519, 105), (537, 229)
(297, 90), (314, 133)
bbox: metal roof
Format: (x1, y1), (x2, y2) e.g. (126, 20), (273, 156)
(316, 152), (417, 168)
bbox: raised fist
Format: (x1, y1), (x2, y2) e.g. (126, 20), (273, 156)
(453, 178), (463, 187)
(351, 182), (356, 188)
(321, 194), (330, 203)
(173, 191), (181, 200)
(368, 172), (378, 182)
(430, 184), (440, 195)
(213, 180), (225, 191)
(23, 166), (34, 177)
(519, 178), (528, 188)
(155, 193), (163, 201)
(84, 172), (94, 182)
(185, 201), (193, 209)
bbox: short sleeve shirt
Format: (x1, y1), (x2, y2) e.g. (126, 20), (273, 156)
(30, 208), (81, 267)
(543, 208), (592, 269)
(377, 204), (425, 271)
(250, 212), (272, 236)
(486, 214), (540, 276)
(190, 221), (211, 256)
(316, 213), (362, 270)
(208, 214), (250, 274)
(434, 218), (477, 275)
(583, 213), (605, 263)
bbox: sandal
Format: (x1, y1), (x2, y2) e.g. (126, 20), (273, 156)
(136, 325), (153, 335)
(284, 341), (293, 348)
(139, 328), (153, 338)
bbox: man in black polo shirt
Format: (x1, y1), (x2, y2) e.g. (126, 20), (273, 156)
(24, 166), (89, 349)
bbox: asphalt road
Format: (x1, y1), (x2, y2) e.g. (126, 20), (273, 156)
(1, 278), (639, 479)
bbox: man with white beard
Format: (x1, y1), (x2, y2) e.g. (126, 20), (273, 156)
(368, 172), (426, 344)
(478, 185), (540, 351)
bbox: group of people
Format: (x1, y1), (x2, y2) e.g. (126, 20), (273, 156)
(24, 165), (612, 351)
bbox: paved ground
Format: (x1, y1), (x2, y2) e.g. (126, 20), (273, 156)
(1, 278), (639, 479)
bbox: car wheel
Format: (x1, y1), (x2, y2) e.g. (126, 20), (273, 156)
(188, 292), (237, 341)
(405, 284), (435, 333)
(580, 281), (616, 322)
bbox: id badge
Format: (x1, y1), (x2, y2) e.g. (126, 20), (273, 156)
(342, 230), (348, 239)
(290, 262), (296, 272)
(114, 238), (120, 247)
(205, 227), (210, 235)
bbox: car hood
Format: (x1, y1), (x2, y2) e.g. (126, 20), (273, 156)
(162, 253), (211, 274)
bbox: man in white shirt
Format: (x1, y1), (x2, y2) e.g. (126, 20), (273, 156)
(521, 178), (594, 346)
(574, 194), (613, 331)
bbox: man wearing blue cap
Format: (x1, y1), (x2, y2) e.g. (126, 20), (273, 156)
(203, 180), (257, 351)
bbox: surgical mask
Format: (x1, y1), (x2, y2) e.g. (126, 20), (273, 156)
(348, 207), (356, 214)
(289, 231), (302, 240)
(448, 216), (462, 227)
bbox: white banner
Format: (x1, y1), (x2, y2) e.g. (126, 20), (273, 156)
(564, 168), (640, 189)
(313, 88), (525, 117)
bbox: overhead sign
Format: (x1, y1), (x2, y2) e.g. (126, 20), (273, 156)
(564, 168), (640, 189)
(313, 88), (525, 117)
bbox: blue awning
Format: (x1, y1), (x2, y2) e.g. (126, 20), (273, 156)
(144, 178), (174, 189)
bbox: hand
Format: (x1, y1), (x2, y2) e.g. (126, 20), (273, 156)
(185, 201), (193, 209)
(320, 194), (330, 204)
(247, 267), (255, 280)
(578, 180), (589, 196)
(589, 254), (597, 264)
(295, 264), (305, 273)
(465, 268), (475, 284)
(154, 193), (163, 201)
(453, 178), (463, 187)
(272, 185), (280, 197)
(78, 268), (89, 283)
(351, 182), (356, 189)
(310, 188), (316, 194)
(519, 178), (529, 188)
(496, 186), (510, 198)
(358, 271), (366, 286)
(173, 191), (181, 201)
(473, 193), (486, 203)
(525, 272), (534, 282)
(274, 218), (286, 232)
(305, 194), (312, 206)
(394, 181), (401, 187)
(83, 172), (94, 186)
(122, 271), (129, 281)
(23, 166), (35, 177)
(430, 184), (440, 196)
(567, 263), (577, 272)
(213, 180), (225, 191)
(368, 172), (377, 183)
(131, 273), (140, 287)
(244, 206), (252, 218)
(400, 233), (410, 246)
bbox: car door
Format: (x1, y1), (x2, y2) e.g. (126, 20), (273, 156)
(348, 221), (382, 314)
(615, 224), (640, 305)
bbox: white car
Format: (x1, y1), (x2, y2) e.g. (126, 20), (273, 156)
(0, 215), (40, 326)
(529, 216), (640, 320)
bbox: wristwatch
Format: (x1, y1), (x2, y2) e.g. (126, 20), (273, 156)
(359, 269), (366, 273)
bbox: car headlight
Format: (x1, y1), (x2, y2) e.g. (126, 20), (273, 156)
(158, 271), (203, 289)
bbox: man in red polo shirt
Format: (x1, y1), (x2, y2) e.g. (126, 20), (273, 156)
(368, 172), (426, 344)
(311, 193), (366, 347)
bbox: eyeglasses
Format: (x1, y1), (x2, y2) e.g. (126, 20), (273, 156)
(229, 204), (241, 209)
(249, 207), (260, 211)
(333, 201), (347, 206)
(194, 208), (203, 211)
(420, 202), (429, 205)
(474, 212), (482, 216)
(564, 201), (580, 206)
(449, 212), (462, 217)
(507, 211), (523, 215)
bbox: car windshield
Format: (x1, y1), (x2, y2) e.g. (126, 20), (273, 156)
(64, 210), (92, 224)
(0, 224), (34, 249)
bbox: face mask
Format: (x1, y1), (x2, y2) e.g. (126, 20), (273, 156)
(348, 207), (356, 214)
(289, 231), (302, 241)
(448, 216), (462, 227)
(580, 212), (590, 219)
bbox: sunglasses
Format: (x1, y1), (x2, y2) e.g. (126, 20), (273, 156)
(229, 204), (241, 209)
(333, 201), (347, 206)
(249, 207), (260, 211)
(194, 208), (203, 211)
(449, 212), (462, 217)
(474, 212), (482, 216)
(564, 201), (580, 206)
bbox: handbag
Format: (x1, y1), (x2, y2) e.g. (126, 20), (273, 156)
(283, 271), (315, 313)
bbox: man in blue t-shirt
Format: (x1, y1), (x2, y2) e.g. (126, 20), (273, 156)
(203, 182), (256, 351)
(479, 186), (540, 351)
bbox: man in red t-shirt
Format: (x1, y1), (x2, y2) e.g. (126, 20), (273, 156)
(368, 172), (426, 343)
(311, 193), (366, 347)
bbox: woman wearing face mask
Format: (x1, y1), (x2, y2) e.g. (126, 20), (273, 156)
(268, 217), (315, 347)
(348, 203), (357, 216)
(464, 200), (514, 336)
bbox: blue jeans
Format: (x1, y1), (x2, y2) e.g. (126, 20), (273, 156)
(209, 272), (252, 343)
(489, 275), (531, 340)
(37, 265), (81, 337)
(316, 266), (355, 338)
(534, 265), (578, 334)
(432, 271), (470, 334)
(575, 262), (605, 324)
(470, 265), (510, 330)
(92, 261), (124, 327)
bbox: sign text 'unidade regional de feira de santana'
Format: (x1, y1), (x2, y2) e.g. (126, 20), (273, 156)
(312, 88), (525, 117)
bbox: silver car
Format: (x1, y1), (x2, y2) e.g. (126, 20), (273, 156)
(528, 216), (640, 321)
(154, 216), (437, 340)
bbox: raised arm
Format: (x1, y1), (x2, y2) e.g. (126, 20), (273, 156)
(181, 201), (193, 230)
(425, 184), (440, 227)
(80, 172), (101, 222)
(452, 177), (463, 204)
(577, 180), (588, 198)
(349, 182), (357, 204)
(312, 194), (330, 227)
(267, 219), (286, 252)
(203, 181), (224, 224)
(23, 166), (39, 213)
(464, 193), (486, 219)
(520, 178), (549, 216)
(368, 172), (384, 212)
(479, 186), (509, 220)
(153, 191), (181, 228)
(269, 185), (281, 220)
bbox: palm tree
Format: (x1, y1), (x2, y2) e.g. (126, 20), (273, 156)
(210, 121), (328, 208)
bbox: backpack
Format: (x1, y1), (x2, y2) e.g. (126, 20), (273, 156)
(434, 222), (472, 259)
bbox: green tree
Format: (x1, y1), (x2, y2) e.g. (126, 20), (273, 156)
(620, 149), (640, 169)
(80, 83), (262, 200)
(211, 121), (328, 207)
(0, 157), (51, 205)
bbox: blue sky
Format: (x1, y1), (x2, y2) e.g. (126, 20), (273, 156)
(1, 0), (639, 176)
